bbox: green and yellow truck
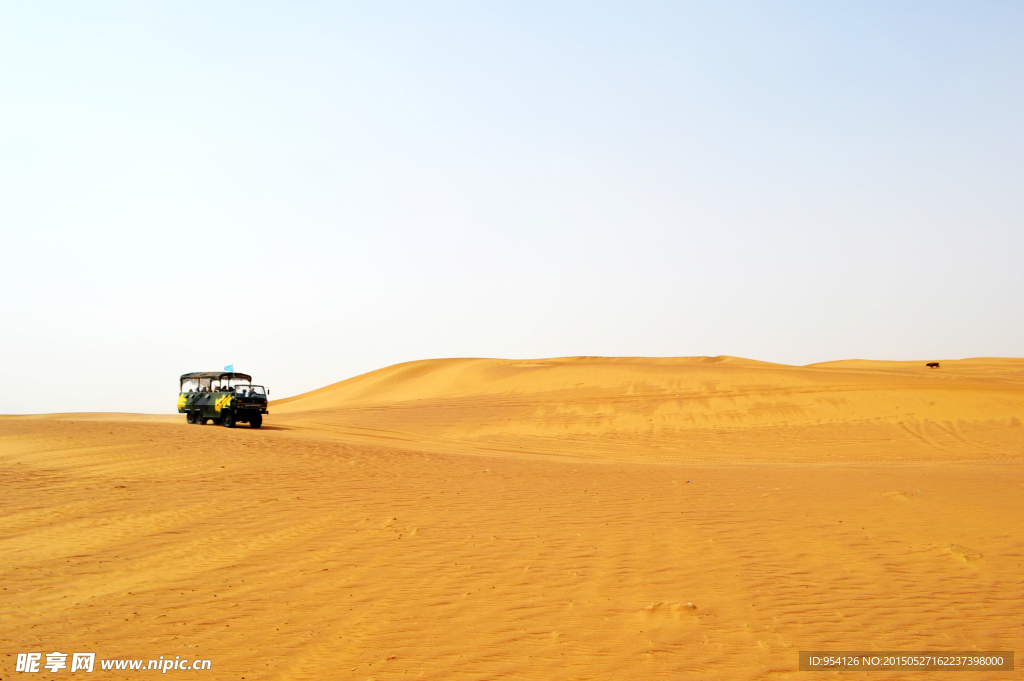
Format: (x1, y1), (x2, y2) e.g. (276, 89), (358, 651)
(177, 371), (269, 428)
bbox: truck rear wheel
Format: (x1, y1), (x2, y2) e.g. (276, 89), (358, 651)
(186, 411), (196, 424)
(222, 411), (236, 428)
(250, 413), (262, 428)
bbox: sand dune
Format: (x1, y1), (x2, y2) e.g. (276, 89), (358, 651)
(2, 357), (1022, 680)
(271, 356), (1024, 461)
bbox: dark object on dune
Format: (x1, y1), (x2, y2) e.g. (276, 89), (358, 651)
(926, 362), (940, 368)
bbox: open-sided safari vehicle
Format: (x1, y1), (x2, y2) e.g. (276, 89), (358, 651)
(178, 371), (269, 428)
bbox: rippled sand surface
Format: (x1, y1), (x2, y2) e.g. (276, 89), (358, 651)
(3, 357), (1023, 680)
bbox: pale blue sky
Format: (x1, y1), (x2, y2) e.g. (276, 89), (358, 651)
(1, 2), (1022, 413)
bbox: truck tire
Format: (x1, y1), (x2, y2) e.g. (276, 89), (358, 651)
(222, 410), (236, 428)
(186, 411), (196, 424)
(198, 415), (208, 425)
(250, 413), (262, 428)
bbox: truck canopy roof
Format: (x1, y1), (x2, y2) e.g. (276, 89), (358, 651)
(181, 371), (253, 382)
(180, 371), (253, 389)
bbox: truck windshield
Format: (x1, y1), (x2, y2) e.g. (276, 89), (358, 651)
(233, 385), (266, 396)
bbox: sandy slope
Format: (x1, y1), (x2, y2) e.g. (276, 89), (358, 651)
(2, 357), (1023, 680)
(272, 356), (1024, 462)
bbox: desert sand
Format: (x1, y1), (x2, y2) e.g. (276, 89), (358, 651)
(2, 356), (1023, 680)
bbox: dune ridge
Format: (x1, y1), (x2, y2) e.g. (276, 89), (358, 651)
(269, 356), (1024, 462)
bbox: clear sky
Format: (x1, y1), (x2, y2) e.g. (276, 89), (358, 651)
(2, 2), (1022, 414)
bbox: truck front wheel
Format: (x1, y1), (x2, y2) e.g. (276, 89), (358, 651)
(250, 413), (263, 428)
(222, 411), (236, 428)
